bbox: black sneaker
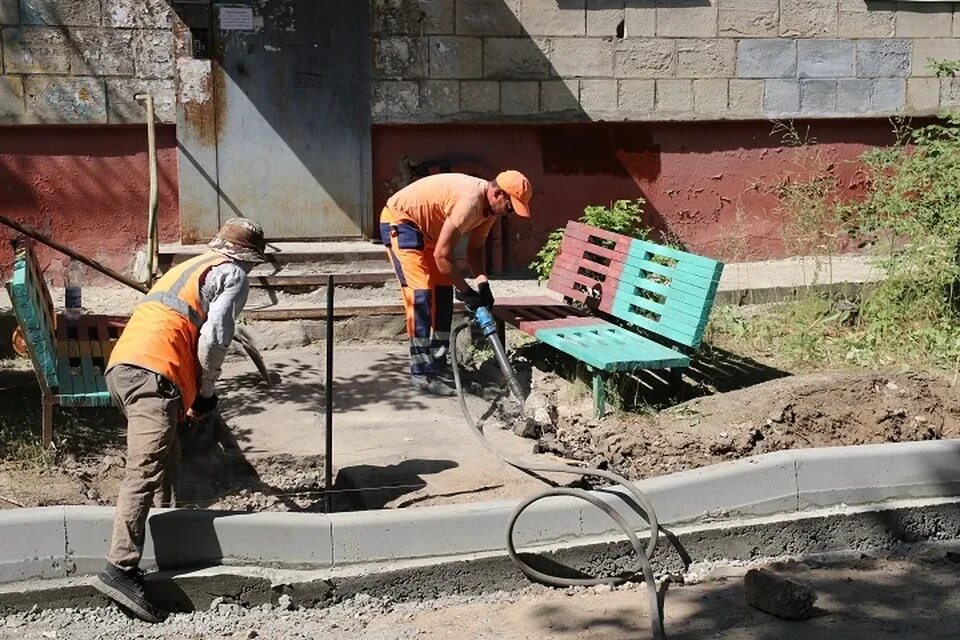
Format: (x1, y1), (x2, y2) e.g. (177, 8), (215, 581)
(93, 563), (167, 623)
(410, 374), (457, 397)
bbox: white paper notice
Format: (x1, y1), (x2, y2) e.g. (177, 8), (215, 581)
(219, 6), (254, 30)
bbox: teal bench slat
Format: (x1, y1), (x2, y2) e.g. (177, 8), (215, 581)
(536, 325), (690, 373)
(59, 392), (114, 408)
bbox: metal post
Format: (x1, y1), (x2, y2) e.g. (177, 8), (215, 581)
(325, 274), (334, 512)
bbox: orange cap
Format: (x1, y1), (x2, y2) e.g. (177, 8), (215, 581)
(496, 170), (532, 218)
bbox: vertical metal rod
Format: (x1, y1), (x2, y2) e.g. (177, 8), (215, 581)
(325, 274), (334, 512)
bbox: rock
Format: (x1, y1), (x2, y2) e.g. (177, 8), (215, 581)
(744, 568), (817, 620)
(277, 594), (294, 611)
(513, 417), (540, 439)
(247, 630), (259, 639)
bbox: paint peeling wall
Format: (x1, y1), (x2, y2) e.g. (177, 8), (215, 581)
(0, 125), (179, 283)
(372, 119), (898, 270)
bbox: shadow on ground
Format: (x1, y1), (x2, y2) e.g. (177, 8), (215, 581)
(0, 366), (124, 459)
(216, 350), (432, 421)
(331, 458), (461, 510)
(516, 341), (790, 412)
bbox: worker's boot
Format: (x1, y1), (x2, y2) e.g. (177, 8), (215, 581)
(410, 374), (456, 397)
(93, 563), (168, 623)
(434, 358), (455, 386)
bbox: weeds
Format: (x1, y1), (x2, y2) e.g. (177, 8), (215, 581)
(0, 418), (55, 468)
(768, 121), (846, 289)
(707, 114), (960, 373)
(529, 199), (650, 282)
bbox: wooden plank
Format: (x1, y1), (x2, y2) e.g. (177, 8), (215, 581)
(560, 236), (630, 265)
(536, 325), (689, 371)
(56, 355), (74, 396)
(610, 302), (699, 347)
(566, 222), (723, 277)
(26, 245), (56, 347)
(565, 221), (635, 253)
(249, 272), (395, 288)
(75, 321), (98, 395)
(634, 238), (722, 271)
(615, 290), (703, 330)
(97, 315), (115, 362)
(242, 303), (466, 321)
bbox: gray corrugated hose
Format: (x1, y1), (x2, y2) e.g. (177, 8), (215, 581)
(449, 319), (667, 640)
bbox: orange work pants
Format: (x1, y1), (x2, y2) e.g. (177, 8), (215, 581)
(379, 207), (454, 377)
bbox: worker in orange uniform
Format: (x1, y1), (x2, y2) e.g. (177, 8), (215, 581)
(380, 170), (532, 395)
(92, 218), (267, 622)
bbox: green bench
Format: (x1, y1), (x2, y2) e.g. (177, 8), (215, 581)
(494, 222), (724, 417)
(6, 241), (127, 446)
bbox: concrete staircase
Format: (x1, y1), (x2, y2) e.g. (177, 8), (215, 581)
(159, 241), (403, 320)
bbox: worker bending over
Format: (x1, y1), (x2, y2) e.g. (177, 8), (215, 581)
(380, 170), (533, 395)
(93, 218), (267, 622)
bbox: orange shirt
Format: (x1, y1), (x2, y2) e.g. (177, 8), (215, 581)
(385, 173), (496, 244)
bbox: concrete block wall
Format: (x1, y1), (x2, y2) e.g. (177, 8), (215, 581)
(0, 0), (175, 124)
(371, 0), (960, 122)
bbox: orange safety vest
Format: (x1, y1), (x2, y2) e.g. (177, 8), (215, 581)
(108, 251), (231, 410)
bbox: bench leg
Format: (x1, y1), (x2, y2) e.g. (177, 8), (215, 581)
(593, 371), (607, 419)
(669, 367), (684, 398)
(41, 395), (55, 448)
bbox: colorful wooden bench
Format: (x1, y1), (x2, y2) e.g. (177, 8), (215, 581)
(494, 221), (724, 417)
(5, 241), (127, 446)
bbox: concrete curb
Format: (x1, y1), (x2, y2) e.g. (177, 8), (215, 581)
(3, 496), (959, 614)
(1, 440), (959, 584)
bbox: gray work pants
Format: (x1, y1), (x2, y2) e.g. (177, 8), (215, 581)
(104, 364), (182, 569)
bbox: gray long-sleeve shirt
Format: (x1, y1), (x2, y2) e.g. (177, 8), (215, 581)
(196, 260), (251, 398)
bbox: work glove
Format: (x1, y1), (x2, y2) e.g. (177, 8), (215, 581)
(190, 393), (219, 418)
(455, 286), (486, 311)
(478, 281), (495, 308)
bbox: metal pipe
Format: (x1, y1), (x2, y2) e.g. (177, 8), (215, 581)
(325, 274), (334, 512)
(135, 92), (159, 286)
(0, 213), (149, 293)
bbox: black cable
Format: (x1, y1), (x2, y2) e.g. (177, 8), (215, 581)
(449, 320), (667, 640)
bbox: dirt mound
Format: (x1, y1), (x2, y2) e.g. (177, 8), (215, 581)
(535, 370), (960, 479)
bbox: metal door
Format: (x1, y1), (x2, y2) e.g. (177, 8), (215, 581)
(178, 0), (371, 240)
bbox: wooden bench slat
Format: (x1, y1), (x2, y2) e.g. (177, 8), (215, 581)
(60, 392), (113, 408)
(565, 221), (635, 253)
(75, 320), (99, 395)
(57, 354), (74, 396)
(633, 238), (723, 271)
(9, 259), (59, 388)
(561, 232), (722, 284)
(85, 320), (109, 394)
(536, 324), (689, 372)
(97, 315), (115, 362)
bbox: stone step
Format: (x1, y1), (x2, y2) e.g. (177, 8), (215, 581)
(159, 241), (393, 292)
(159, 241), (388, 273)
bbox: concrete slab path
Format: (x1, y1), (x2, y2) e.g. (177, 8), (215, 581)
(216, 346), (551, 510)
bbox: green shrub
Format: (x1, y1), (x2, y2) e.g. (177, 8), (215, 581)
(844, 112), (960, 369)
(529, 199), (651, 282)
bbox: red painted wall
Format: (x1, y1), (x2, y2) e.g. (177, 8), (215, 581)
(0, 125), (179, 286)
(372, 120), (898, 272)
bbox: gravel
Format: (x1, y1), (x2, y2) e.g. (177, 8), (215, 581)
(0, 589), (530, 640)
